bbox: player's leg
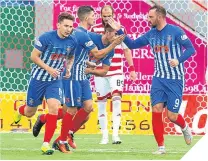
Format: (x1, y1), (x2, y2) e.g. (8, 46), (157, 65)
(53, 80), (81, 151)
(56, 106), (77, 153)
(33, 84), (66, 137)
(109, 75), (124, 144)
(14, 78), (44, 123)
(150, 77), (167, 154)
(41, 79), (63, 155)
(94, 76), (111, 144)
(33, 107), (64, 137)
(166, 79), (192, 145)
(70, 79), (93, 135)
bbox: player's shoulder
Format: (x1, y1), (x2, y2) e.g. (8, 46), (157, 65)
(167, 24), (183, 33)
(73, 27), (89, 37)
(40, 30), (56, 38)
(88, 31), (101, 39)
(36, 30), (56, 44)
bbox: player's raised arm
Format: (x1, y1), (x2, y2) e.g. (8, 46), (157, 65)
(108, 17), (149, 49)
(90, 34), (125, 59)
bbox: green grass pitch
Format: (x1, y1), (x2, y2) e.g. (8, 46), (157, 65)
(0, 133), (202, 160)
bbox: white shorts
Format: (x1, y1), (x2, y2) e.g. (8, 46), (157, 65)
(94, 75), (124, 100)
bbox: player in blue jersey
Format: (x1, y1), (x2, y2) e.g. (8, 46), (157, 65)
(53, 7), (124, 153)
(13, 12), (77, 155)
(32, 6), (125, 153)
(108, 5), (196, 154)
(85, 25), (116, 77)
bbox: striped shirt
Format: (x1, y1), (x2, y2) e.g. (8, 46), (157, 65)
(90, 23), (128, 76)
(31, 30), (76, 81)
(70, 27), (96, 80)
(118, 24), (195, 80)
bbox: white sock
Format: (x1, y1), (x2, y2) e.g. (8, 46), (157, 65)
(112, 96), (121, 137)
(98, 101), (108, 136)
(43, 142), (49, 146)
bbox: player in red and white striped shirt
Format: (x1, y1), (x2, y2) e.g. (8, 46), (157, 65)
(90, 5), (137, 144)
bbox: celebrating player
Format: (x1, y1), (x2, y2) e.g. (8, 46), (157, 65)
(108, 5), (196, 154)
(90, 5), (137, 144)
(13, 12), (77, 155)
(32, 6), (125, 153)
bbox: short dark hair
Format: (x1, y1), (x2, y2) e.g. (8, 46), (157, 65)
(77, 6), (94, 21)
(104, 24), (114, 32)
(101, 5), (114, 15)
(149, 5), (166, 17)
(58, 12), (75, 23)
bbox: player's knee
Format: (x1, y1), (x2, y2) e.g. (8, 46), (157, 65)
(24, 106), (37, 117)
(48, 106), (59, 115)
(152, 103), (164, 113)
(84, 106), (93, 113)
(83, 100), (93, 113)
(67, 107), (77, 115)
(25, 111), (36, 118)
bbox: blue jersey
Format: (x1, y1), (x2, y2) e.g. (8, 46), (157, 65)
(70, 27), (97, 81)
(88, 32), (114, 66)
(118, 24), (195, 80)
(31, 30), (76, 81)
(86, 32), (114, 79)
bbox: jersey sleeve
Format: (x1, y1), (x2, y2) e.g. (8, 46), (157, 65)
(117, 29), (149, 49)
(175, 27), (196, 63)
(34, 33), (48, 52)
(101, 50), (114, 66)
(77, 31), (97, 52)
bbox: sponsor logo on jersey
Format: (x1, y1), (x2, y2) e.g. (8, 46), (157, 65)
(181, 34), (188, 40)
(35, 38), (42, 47)
(85, 41), (94, 47)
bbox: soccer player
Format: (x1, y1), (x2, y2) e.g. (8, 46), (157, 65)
(90, 5), (137, 144)
(108, 5), (196, 154)
(33, 6), (125, 153)
(13, 12), (77, 155)
(86, 24), (118, 77)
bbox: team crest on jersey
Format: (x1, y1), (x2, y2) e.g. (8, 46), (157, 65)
(35, 38), (42, 47)
(181, 34), (188, 40)
(85, 41), (93, 47)
(167, 35), (172, 41)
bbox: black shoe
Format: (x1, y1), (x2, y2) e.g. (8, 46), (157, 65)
(64, 142), (70, 151)
(33, 115), (45, 137)
(52, 141), (59, 150)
